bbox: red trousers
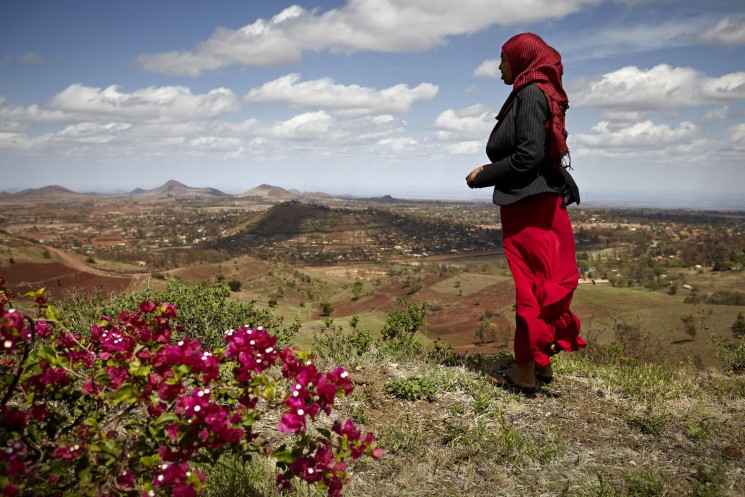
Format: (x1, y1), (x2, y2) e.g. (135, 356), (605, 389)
(501, 194), (585, 367)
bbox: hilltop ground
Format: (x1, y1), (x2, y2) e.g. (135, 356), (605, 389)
(1, 226), (742, 368)
(1, 200), (744, 496)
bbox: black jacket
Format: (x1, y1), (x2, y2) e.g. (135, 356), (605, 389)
(471, 84), (579, 207)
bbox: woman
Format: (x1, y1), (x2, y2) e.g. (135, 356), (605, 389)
(466, 33), (585, 394)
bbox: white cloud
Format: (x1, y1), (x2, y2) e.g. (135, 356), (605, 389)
(473, 59), (500, 79)
(138, 0), (600, 76)
(0, 97), (414, 162)
(0, 84), (241, 123)
(433, 104), (495, 156)
(573, 120), (698, 151)
(434, 104), (494, 142)
(57, 122), (132, 144)
(266, 111), (334, 140)
(696, 15), (745, 47)
(52, 84), (240, 121)
(377, 137), (418, 151)
(571, 65), (745, 110)
(729, 123), (745, 151)
(245, 73), (438, 117)
(447, 141), (483, 155)
(557, 14), (732, 62)
(702, 106), (731, 122)
(20, 53), (44, 64)
(187, 136), (245, 151)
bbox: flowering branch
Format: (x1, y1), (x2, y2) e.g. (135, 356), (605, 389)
(0, 276), (381, 497)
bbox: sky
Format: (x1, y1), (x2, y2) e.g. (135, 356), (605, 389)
(1, 0), (744, 208)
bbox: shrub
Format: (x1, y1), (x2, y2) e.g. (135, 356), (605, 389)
(319, 302), (334, 317)
(0, 277), (381, 497)
(731, 312), (745, 339)
(379, 301), (427, 360)
(227, 280), (242, 292)
(59, 279), (299, 350)
(384, 376), (438, 402)
(709, 331), (745, 374)
(312, 317), (373, 366)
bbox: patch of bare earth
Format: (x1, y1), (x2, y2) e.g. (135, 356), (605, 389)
(0, 262), (132, 300)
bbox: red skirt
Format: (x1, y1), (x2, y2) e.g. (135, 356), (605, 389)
(501, 193), (585, 366)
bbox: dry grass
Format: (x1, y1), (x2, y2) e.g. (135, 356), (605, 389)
(334, 355), (745, 497)
(199, 341), (745, 497)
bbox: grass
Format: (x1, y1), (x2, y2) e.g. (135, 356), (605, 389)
(293, 337), (745, 497)
(428, 273), (510, 296)
(188, 316), (745, 497)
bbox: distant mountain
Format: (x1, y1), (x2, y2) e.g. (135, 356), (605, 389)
(138, 180), (226, 197)
(0, 181), (347, 202)
(13, 185), (83, 200)
(238, 184), (302, 201)
(370, 194), (399, 203)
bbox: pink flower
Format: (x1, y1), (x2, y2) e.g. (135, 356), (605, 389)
(159, 303), (178, 319)
(34, 320), (52, 339)
(30, 404), (47, 421)
(52, 444), (84, 460)
(2, 483), (21, 496)
(332, 419), (360, 441)
(279, 348), (302, 378)
(165, 423), (180, 440)
(1, 409), (28, 431)
(25, 367), (71, 392)
(276, 474), (293, 493)
(107, 365), (129, 390)
(278, 412), (305, 433)
(81, 379), (104, 396)
(139, 301), (157, 313)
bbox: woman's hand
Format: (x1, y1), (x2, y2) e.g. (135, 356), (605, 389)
(466, 166), (484, 189)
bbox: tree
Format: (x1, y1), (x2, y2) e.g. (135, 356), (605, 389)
(320, 302), (334, 316)
(732, 312), (745, 339)
(681, 314), (697, 339)
(351, 280), (364, 301)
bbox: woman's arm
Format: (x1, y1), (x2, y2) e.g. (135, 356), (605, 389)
(467, 87), (548, 189)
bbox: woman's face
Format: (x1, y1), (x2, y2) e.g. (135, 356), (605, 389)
(499, 53), (514, 85)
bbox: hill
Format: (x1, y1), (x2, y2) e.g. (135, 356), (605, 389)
(12, 185), (83, 201)
(238, 183), (301, 201)
(209, 200), (497, 267)
(238, 183), (337, 203)
(138, 179), (226, 197)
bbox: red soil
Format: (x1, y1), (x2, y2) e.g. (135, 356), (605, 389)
(0, 262), (132, 301)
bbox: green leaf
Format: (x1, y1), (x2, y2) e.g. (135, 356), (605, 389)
(272, 447), (294, 464)
(154, 413), (180, 426)
(36, 344), (57, 362)
(77, 467), (91, 485)
(27, 423), (41, 443)
(111, 383), (138, 404)
(45, 305), (61, 322)
(128, 360), (151, 378)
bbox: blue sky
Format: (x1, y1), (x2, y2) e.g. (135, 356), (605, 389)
(1, 0), (744, 207)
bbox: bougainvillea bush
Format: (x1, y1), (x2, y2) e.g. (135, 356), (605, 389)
(0, 276), (381, 497)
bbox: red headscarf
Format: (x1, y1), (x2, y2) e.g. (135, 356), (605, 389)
(497, 33), (570, 170)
